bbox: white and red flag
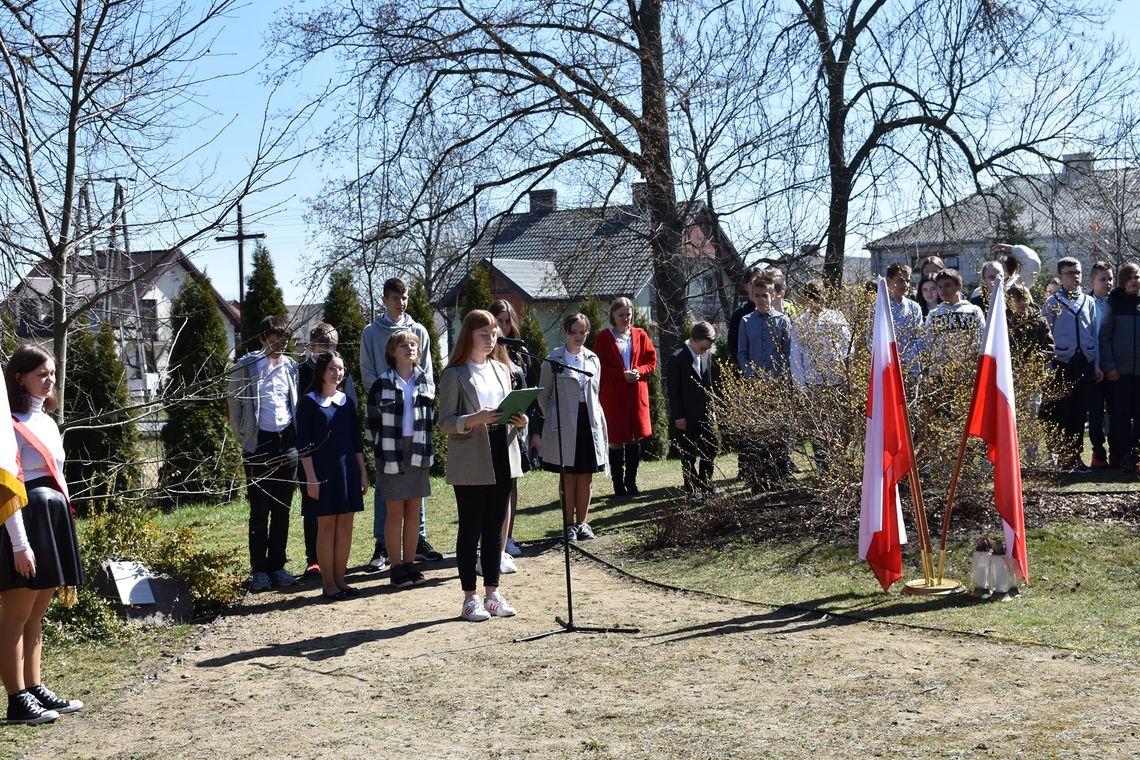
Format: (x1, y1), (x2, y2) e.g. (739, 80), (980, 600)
(859, 277), (910, 591)
(965, 276), (1029, 581)
(0, 374), (27, 524)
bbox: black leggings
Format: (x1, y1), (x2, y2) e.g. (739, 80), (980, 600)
(453, 427), (513, 591)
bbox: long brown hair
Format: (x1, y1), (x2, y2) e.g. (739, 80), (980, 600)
(488, 299), (521, 339)
(447, 310), (497, 368)
(5, 344), (59, 413)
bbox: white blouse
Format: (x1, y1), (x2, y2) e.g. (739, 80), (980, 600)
(467, 360), (507, 409)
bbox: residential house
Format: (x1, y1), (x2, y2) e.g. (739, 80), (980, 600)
(5, 248), (240, 399)
(434, 186), (745, 350)
(867, 154), (1140, 290)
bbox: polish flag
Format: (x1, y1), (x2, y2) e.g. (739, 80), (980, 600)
(0, 374), (27, 525)
(859, 277), (910, 591)
(965, 276), (1029, 581)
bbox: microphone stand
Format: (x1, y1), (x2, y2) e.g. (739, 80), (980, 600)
(505, 341), (639, 642)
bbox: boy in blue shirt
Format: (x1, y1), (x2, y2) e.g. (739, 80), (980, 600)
(737, 273), (792, 490)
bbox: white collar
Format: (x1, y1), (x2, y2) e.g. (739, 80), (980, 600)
(307, 390), (346, 407)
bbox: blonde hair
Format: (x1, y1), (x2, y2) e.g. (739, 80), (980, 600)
(384, 329), (421, 364)
(608, 297), (634, 326)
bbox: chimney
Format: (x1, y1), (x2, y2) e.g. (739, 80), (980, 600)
(528, 189), (557, 213)
(1062, 152), (1094, 184)
(631, 182), (649, 212)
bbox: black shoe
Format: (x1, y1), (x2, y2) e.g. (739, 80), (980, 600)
(6, 690), (59, 725)
(407, 568), (427, 586)
(27, 684), (82, 715)
(390, 564), (414, 589)
(415, 537), (443, 562)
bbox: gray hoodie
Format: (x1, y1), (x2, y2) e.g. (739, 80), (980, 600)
(360, 312), (433, 394)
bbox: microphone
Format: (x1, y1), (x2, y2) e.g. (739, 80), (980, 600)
(497, 336), (526, 348)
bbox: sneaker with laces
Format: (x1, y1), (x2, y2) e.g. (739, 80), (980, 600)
(6, 690), (59, 725)
(484, 591), (517, 617)
(249, 571), (271, 592)
(504, 537), (523, 557)
(366, 542), (389, 572)
(576, 522), (596, 540)
(415, 537), (443, 562)
(28, 684), (82, 714)
(500, 552), (518, 574)
(390, 564), (414, 589)
(461, 596), (491, 622)
(270, 568), (298, 587)
(565, 525), (579, 543)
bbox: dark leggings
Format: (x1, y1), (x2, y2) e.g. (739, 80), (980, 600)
(453, 427), (513, 591)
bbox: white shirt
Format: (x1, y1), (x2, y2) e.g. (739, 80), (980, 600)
(258, 356), (294, 432)
(684, 340), (703, 376)
(6, 396), (68, 552)
(394, 374), (416, 437)
(563, 347), (588, 400)
(613, 329), (633, 370)
(467, 360), (507, 409)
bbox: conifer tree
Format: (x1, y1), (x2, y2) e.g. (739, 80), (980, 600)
(160, 274), (243, 506)
(460, 264), (494, 318)
(64, 322), (142, 513)
(407, 278), (447, 475)
(240, 242), (288, 356)
(322, 268), (366, 378)
(576, 293), (603, 351)
(519, 303), (549, 387)
(634, 309), (670, 460)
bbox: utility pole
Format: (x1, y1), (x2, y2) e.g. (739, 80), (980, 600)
(216, 202), (266, 348)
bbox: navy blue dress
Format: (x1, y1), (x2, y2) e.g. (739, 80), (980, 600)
(296, 392), (365, 517)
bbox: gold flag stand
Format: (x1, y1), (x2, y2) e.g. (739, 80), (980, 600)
(896, 382), (963, 597)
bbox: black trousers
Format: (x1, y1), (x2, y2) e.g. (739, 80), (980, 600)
(677, 423), (715, 493)
(244, 428), (297, 573)
(1044, 354), (1095, 466)
(453, 427), (513, 592)
(1088, 376), (1111, 458)
(1109, 375), (1140, 464)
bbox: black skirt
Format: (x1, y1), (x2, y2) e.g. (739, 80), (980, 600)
(0, 478), (83, 591)
(543, 402), (603, 475)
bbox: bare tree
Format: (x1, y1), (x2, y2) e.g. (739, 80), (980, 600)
(0, 0), (305, 410)
(774, 0), (1140, 283)
(273, 0), (782, 360)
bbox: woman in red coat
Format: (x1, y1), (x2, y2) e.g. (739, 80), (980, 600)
(595, 297), (657, 496)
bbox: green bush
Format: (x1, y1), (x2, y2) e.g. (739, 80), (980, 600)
(82, 506), (245, 617)
(43, 588), (127, 645)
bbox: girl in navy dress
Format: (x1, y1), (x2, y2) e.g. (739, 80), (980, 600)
(297, 351), (368, 600)
(1, 345), (84, 724)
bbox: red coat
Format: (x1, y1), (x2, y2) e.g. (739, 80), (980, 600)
(595, 327), (657, 444)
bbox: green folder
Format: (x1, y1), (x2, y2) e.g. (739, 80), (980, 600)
(494, 387), (543, 425)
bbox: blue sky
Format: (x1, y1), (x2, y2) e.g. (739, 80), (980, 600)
(168, 1), (1140, 306)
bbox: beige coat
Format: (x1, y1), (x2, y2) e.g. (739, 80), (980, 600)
(439, 361), (523, 486)
(537, 345), (608, 472)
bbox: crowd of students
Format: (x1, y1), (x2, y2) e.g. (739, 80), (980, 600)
(726, 244), (1140, 480)
(221, 278), (682, 624)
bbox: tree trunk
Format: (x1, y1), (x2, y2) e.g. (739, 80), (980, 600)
(637, 0), (687, 365)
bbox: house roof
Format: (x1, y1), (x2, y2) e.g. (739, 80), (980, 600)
(437, 204), (655, 303)
(867, 166), (1140, 251)
(15, 248), (240, 325)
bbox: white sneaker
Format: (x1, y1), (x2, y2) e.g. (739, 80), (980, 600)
(461, 596), (491, 622)
(500, 552), (518, 574)
(505, 537), (523, 557)
(576, 521), (596, 540)
(484, 591), (517, 617)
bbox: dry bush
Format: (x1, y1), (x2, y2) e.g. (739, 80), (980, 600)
(689, 286), (1066, 548)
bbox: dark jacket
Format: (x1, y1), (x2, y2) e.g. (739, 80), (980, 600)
(667, 344), (713, 429)
(1099, 287), (1140, 376)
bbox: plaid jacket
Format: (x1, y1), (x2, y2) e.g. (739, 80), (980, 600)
(366, 367), (435, 474)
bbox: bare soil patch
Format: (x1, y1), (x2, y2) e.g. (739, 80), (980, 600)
(25, 542), (1140, 759)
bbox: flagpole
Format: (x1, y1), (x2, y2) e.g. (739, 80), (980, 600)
(904, 399), (964, 595)
(936, 363), (979, 585)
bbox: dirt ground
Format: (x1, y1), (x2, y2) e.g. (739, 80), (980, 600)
(24, 541), (1140, 760)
